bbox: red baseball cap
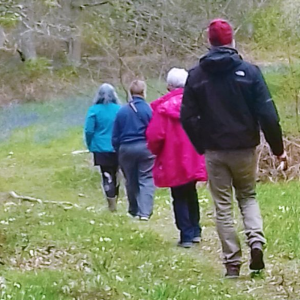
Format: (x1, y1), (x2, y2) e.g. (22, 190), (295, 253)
(208, 19), (233, 47)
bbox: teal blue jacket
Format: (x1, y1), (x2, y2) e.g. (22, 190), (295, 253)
(84, 103), (121, 153)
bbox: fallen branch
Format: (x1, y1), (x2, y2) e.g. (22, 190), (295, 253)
(9, 191), (80, 210)
(71, 150), (89, 155)
(72, 1), (111, 9)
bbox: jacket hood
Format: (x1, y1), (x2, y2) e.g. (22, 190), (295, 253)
(200, 47), (243, 74)
(151, 88), (183, 119)
(150, 93), (170, 111)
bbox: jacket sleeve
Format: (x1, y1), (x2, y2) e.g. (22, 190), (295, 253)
(180, 77), (205, 154)
(84, 108), (95, 150)
(112, 113), (121, 151)
(146, 111), (166, 156)
(252, 67), (284, 156)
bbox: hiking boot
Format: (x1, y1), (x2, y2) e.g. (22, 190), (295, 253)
(107, 197), (117, 212)
(177, 241), (193, 248)
(250, 244), (265, 271)
(192, 236), (201, 243)
(225, 264), (240, 279)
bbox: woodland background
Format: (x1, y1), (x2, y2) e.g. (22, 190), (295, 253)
(1, 2), (300, 299)
(0, 0), (299, 104)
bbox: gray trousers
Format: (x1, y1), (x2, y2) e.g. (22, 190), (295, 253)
(205, 149), (266, 265)
(119, 141), (155, 218)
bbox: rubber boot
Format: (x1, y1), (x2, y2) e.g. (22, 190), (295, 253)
(107, 197), (117, 212)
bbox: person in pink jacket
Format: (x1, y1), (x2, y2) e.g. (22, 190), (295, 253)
(146, 68), (207, 248)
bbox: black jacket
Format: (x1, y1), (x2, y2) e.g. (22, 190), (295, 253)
(180, 47), (284, 156)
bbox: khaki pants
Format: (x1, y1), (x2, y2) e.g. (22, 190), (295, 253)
(205, 149), (266, 265)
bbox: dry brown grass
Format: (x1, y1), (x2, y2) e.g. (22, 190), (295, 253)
(258, 136), (300, 182)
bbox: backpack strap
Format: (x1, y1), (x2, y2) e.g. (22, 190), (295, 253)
(129, 101), (148, 127)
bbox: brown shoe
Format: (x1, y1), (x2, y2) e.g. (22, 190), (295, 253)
(250, 247), (265, 271)
(225, 264), (240, 279)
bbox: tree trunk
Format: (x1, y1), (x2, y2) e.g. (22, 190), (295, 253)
(19, 24), (37, 61)
(61, 0), (82, 66)
(17, 1), (37, 61)
(67, 36), (82, 66)
(0, 26), (5, 48)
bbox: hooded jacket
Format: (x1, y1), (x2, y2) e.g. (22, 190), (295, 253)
(146, 88), (207, 188)
(180, 47), (284, 156)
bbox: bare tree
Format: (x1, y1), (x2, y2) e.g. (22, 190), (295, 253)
(0, 0), (276, 68)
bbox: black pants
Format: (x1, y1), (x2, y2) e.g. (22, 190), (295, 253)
(100, 165), (119, 199)
(171, 181), (201, 243)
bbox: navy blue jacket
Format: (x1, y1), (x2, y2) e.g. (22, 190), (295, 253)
(112, 96), (152, 150)
(180, 47), (284, 156)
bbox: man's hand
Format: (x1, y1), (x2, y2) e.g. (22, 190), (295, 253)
(277, 151), (288, 171)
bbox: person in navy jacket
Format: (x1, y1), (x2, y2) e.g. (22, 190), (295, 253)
(112, 80), (155, 221)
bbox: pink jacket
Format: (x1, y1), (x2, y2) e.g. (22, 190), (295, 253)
(146, 88), (207, 188)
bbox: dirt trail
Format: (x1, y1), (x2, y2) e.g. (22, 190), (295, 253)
(130, 196), (300, 300)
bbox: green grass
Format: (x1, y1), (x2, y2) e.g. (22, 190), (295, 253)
(263, 64), (300, 135)
(1, 87), (300, 299)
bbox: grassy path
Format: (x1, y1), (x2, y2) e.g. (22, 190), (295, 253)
(0, 98), (300, 299)
(137, 195), (300, 300)
(1, 138), (300, 299)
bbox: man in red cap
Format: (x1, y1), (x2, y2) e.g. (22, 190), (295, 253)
(181, 19), (287, 278)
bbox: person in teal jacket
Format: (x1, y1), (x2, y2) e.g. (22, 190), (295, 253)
(84, 83), (121, 211)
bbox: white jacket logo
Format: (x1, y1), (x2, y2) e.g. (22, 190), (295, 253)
(235, 71), (245, 77)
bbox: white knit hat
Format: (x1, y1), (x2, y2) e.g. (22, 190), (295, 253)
(166, 68), (188, 88)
